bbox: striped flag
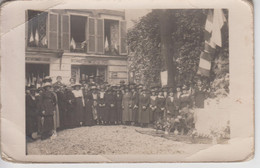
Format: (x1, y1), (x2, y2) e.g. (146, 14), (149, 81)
(197, 9), (226, 77)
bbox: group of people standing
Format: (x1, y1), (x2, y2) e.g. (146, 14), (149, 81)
(26, 75), (208, 141)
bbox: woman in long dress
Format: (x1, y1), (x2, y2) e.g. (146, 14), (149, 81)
(115, 88), (123, 124)
(148, 89), (157, 124)
(39, 82), (56, 140)
(131, 87), (139, 125)
(106, 87), (117, 124)
(97, 87), (107, 124)
(72, 83), (85, 127)
(64, 86), (75, 128)
(138, 89), (150, 127)
(122, 87), (132, 124)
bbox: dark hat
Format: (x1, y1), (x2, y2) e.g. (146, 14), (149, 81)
(42, 76), (52, 83)
(168, 87), (174, 93)
(89, 75), (94, 79)
(72, 83), (82, 88)
(120, 80), (125, 84)
(29, 85), (37, 91)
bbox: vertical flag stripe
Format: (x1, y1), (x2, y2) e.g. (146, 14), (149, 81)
(199, 58), (211, 70)
(197, 9), (226, 77)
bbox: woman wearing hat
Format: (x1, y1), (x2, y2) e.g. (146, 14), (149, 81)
(39, 82), (56, 140)
(63, 85), (75, 128)
(138, 88), (150, 127)
(97, 86), (107, 125)
(72, 83), (85, 127)
(115, 87), (123, 124)
(155, 89), (166, 123)
(131, 87), (139, 125)
(106, 86), (117, 124)
(148, 89), (157, 124)
(88, 85), (99, 124)
(122, 87), (132, 125)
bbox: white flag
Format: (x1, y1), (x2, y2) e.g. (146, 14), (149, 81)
(105, 36), (109, 51)
(70, 37), (76, 50)
(35, 29), (39, 46)
(29, 31), (34, 43)
(211, 9), (226, 47)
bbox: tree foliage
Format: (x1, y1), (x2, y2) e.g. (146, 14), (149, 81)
(127, 9), (229, 92)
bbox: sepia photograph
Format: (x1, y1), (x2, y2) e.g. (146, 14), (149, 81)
(25, 8), (230, 155)
(0, 0), (254, 163)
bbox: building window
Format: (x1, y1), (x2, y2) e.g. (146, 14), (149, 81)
(70, 15), (88, 53)
(27, 10), (48, 48)
(104, 19), (120, 56)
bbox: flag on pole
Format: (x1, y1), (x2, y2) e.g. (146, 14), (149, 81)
(35, 29), (39, 46)
(41, 35), (48, 46)
(70, 37), (76, 50)
(105, 36), (109, 52)
(197, 9), (226, 77)
(29, 31), (34, 43)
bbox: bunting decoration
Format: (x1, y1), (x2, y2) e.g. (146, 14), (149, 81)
(197, 9), (226, 77)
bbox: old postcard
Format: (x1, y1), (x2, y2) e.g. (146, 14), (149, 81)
(0, 0), (254, 163)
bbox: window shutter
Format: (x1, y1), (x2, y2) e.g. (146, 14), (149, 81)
(48, 13), (58, 49)
(96, 19), (104, 54)
(61, 14), (70, 51)
(88, 17), (96, 53)
(119, 20), (127, 55)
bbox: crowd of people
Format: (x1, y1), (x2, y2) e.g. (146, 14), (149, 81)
(26, 75), (208, 141)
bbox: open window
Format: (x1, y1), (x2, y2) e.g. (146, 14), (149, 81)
(27, 10), (48, 48)
(70, 15), (88, 53)
(104, 19), (120, 56)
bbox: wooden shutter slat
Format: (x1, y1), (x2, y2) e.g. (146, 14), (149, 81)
(119, 20), (127, 55)
(61, 14), (70, 50)
(96, 19), (104, 54)
(88, 17), (96, 53)
(48, 13), (58, 49)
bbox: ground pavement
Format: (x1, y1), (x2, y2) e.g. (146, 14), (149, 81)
(27, 125), (212, 156)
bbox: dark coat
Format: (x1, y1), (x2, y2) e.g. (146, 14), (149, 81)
(138, 94), (150, 124)
(106, 92), (117, 122)
(97, 92), (107, 121)
(26, 94), (38, 136)
(40, 90), (56, 136)
(155, 96), (166, 120)
(194, 86), (207, 108)
(115, 92), (123, 122)
(165, 96), (179, 117)
(64, 89), (75, 128)
(131, 92), (139, 122)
